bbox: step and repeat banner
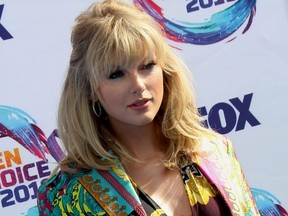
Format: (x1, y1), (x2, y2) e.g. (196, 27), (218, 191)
(1, 0), (287, 215)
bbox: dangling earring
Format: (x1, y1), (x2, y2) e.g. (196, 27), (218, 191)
(92, 101), (102, 117)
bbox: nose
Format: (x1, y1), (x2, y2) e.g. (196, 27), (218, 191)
(130, 71), (146, 95)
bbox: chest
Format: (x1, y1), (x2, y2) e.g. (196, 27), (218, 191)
(129, 167), (192, 216)
(127, 163), (230, 216)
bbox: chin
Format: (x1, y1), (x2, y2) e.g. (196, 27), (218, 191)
(132, 116), (155, 126)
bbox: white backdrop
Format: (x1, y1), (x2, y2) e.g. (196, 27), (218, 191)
(1, 0), (287, 215)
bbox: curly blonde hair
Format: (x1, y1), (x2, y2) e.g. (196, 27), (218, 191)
(57, 0), (213, 172)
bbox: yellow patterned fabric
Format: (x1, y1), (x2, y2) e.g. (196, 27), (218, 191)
(185, 169), (218, 206)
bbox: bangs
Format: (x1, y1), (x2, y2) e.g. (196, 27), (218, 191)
(103, 33), (157, 76)
(86, 17), (163, 85)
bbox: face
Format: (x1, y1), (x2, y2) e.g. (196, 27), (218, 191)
(96, 57), (164, 130)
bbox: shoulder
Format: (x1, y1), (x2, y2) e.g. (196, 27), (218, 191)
(198, 132), (232, 154)
(37, 170), (83, 206)
(37, 169), (106, 215)
(38, 169), (85, 194)
(195, 133), (240, 171)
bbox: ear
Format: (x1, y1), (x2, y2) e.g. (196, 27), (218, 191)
(91, 90), (102, 103)
(91, 95), (97, 103)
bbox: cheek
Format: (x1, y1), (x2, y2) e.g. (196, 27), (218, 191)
(97, 85), (124, 108)
(151, 71), (164, 93)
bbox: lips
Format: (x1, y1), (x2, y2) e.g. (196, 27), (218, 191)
(128, 98), (150, 110)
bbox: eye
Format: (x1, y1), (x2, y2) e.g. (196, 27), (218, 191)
(140, 61), (156, 70)
(108, 70), (125, 79)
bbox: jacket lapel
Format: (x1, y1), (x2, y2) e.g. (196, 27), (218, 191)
(197, 155), (239, 215)
(196, 137), (257, 216)
(79, 163), (146, 216)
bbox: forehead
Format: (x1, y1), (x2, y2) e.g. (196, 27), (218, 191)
(100, 42), (157, 73)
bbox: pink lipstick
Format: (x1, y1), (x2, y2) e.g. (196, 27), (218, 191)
(128, 99), (150, 111)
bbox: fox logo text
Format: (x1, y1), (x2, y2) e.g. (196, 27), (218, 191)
(199, 93), (261, 134)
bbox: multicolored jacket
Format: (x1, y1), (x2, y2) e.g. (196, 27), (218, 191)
(37, 135), (286, 215)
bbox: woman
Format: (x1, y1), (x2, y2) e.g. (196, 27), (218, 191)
(37, 0), (286, 215)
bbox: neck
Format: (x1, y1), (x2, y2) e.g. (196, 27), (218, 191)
(110, 121), (167, 161)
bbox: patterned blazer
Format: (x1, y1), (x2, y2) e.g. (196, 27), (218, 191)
(37, 136), (269, 216)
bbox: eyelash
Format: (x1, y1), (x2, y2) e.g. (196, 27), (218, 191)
(108, 70), (124, 80)
(108, 61), (156, 80)
(140, 61), (156, 70)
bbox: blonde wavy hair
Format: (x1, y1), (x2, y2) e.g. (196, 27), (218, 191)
(57, 0), (213, 172)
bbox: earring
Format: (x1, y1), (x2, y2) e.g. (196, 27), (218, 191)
(92, 101), (102, 117)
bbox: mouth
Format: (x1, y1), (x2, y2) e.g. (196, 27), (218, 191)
(128, 98), (150, 110)
(129, 98), (149, 106)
